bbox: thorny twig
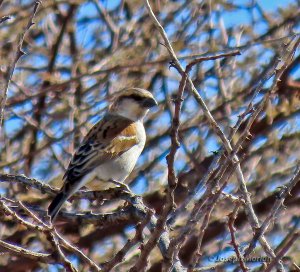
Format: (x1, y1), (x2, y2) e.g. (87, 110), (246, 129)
(264, 231), (300, 272)
(244, 164), (300, 256)
(1, 1), (300, 271)
(144, 1), (300, 270)
(228, 204), (249, 272)
(0, 198), (100, 271)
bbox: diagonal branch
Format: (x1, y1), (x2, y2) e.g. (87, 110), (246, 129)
(144, 1), (300, 270)
(0, 1), (40, 132)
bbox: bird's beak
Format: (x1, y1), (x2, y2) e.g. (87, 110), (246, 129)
(143, 97), (158, 108)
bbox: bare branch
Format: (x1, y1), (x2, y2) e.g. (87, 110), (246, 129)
(0, 1), (40, 131)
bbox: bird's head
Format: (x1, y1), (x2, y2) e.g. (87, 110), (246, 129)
(109, 88), (157, 121)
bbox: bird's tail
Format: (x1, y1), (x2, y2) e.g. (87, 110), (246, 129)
(48, 191), (69, 222)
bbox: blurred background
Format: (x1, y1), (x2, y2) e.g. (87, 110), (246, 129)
(0, 0), (299, 271)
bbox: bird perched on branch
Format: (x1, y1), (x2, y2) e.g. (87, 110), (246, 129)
(48, 88), (157, 221)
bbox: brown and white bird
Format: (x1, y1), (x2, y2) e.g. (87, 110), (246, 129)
(48, 88), (157, 221)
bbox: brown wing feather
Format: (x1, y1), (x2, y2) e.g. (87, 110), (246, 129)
(109, 124), (139, 154)
(63, 114), (139, 184)
(49, 114), (140, 221)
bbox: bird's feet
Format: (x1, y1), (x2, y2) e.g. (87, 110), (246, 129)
(108, 179), (131, 193)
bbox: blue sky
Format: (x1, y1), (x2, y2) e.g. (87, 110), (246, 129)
(2, 1), (299, 271)
(6, 0), (298, 180)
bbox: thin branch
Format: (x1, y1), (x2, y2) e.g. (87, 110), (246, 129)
(228, 204), (249, 272)
(0, 198), (101, 271)
(0, 1), (40, 131)
(144, 1), (300, 269)
(101, 214), (150, 272)
(264, 231), (300, 272)
(244, 164), (300, 256)
(0, 239), (51, 261)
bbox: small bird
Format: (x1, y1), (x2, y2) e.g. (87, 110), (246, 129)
(48, 88), (157, 221)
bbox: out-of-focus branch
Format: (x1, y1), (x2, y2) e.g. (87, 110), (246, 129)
(101, 215), (150, 272)
(144, 1), (300, 270)
(264, 231), (300, 272)
(0, 173), (183, 272)
(1, 1), (300, 271)
(0, 1), (40, 132)
(245, 164), (300, 256)
(25, 4), (77, 174)
(0, 197), (101, 271)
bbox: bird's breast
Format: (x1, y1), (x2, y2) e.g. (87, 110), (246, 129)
(93, 121), (145, 184)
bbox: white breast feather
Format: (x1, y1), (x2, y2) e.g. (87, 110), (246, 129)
(83, 121), (146, 190)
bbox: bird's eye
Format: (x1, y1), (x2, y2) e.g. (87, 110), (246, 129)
(131, 95), (144, 102)
(122, 94), (143, 102)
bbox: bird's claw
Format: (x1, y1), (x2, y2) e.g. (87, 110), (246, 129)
(108, 179), (131, 192)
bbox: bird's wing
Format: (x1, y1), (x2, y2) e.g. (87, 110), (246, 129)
(63, 114), (139, 184)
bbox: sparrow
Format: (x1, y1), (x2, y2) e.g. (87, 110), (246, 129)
(48, 88), (157, 221)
